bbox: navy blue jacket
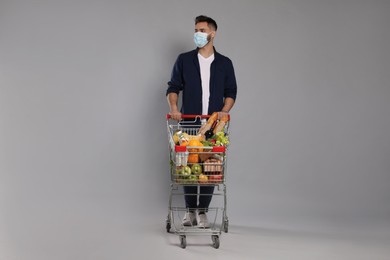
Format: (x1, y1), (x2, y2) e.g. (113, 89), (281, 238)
(166, 48), (237, 115)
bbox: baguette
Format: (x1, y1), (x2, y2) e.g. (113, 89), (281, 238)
(213, 115), (229, 134)
(197, 112), (218, 136)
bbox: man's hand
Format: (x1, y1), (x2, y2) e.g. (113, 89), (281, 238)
(169, 110), (182, 121)
(167, 93), (182, 121)
(218, 111), (229, 120)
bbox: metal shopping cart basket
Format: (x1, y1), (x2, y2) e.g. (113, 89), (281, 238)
(165, 114), (230, 249)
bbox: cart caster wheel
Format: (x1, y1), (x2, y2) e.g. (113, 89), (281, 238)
(212, 235), (220, 249)
(166, 214), (171, 233)
(223, 219), (229, 233)
(166, 221), (171, 233)
(180, 235), (186, 249)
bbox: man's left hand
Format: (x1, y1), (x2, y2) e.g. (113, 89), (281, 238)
(218, 111), (229, 120)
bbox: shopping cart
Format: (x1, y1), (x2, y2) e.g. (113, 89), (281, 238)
(165, 114), (230, 249)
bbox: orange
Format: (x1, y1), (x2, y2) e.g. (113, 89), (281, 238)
(188, 154), (199, 163)
(188, 139), (203, 152)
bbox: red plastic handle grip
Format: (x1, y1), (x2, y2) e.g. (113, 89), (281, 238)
(166, 114), (230, 120)
(166, 114), (210, 119)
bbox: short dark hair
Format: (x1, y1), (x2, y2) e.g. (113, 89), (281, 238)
(195, 15), (218, 31)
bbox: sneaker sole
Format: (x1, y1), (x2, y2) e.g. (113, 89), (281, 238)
(183, 220), (197, 226)
(197, 224), (210, 228)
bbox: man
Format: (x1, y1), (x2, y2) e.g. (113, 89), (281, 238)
(166, 15), (237, 228)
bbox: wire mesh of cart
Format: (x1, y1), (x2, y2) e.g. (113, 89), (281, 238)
(165, 114), (230, 249)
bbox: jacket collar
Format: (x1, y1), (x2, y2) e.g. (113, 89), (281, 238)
(192, 47), (219, 59)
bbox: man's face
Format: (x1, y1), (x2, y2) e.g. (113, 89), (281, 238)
(195, 22), (215, 41)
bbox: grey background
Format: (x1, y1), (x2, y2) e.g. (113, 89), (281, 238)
(1, 0), (389, 259)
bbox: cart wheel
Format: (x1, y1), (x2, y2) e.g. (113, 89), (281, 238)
(166, 214), (171, 233)
(180, 235), (186, 249)
(223, 219), (229, 233)
(166, 220), (171, 233)
(212, 235), (220, 249)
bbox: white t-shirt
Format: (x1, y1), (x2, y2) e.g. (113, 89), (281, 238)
(198, 53), (214, 115)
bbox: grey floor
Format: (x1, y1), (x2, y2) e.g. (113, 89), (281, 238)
(1, 195), (390, 260)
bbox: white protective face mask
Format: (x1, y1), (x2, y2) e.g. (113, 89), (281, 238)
(194, 32), (209, 48)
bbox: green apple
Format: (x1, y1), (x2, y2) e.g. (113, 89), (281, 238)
(187, 174), (198, 184)
(180, 166), (191, 178)
(191, 163), (202, 175)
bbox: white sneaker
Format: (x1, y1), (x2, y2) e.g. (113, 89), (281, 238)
(198, 213), (210, 228)
(182, 212), (197, 226)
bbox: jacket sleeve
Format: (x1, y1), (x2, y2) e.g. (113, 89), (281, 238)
(166, 54), (184, 95)
(224, 58), (237, 100)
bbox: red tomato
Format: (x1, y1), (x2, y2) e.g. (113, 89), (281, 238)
(208, 174), (223, 183)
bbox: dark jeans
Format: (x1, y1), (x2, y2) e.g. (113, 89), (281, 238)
(184, 185), (215, 214)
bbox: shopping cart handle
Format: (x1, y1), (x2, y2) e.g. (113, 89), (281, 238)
(166, 114), (211, 120)
(166, 114), (231, 120)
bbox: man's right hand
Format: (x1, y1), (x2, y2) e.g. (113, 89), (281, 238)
(169, 110), (182, 121)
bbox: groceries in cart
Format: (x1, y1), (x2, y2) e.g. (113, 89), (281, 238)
(171, 112), (230, 147)
(170, 112), (229, 185)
